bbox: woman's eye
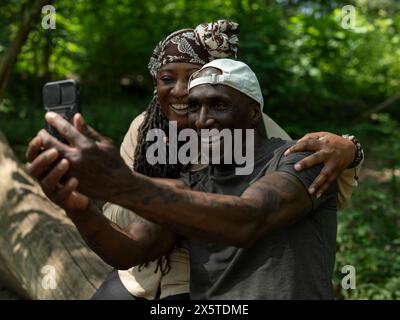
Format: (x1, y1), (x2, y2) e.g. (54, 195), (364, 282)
(160, 76), (174, 84)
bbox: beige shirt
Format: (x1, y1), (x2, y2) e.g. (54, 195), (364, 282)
(103, 112), (362, 299)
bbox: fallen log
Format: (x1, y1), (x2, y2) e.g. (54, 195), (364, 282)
(0, 131), (111, 299)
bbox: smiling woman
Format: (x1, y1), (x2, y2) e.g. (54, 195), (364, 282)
(156, 62), (201, 128)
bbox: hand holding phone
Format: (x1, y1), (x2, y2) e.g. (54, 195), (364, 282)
(43, 79), (80, 143)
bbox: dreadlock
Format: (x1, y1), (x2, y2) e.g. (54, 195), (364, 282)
(133, 94), (184, 275)
(134, 95), (183, 178)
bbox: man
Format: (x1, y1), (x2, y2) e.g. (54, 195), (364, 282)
(27, 59), (338, 299)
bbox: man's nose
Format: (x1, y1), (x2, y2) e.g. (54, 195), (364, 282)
(195, 106), (216, 129)
(171, 79), (188, 99)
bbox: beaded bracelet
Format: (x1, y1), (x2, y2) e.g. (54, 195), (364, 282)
(342, 134), (364, 180)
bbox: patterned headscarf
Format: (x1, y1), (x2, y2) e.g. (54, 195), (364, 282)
(148, 20), (239, 80)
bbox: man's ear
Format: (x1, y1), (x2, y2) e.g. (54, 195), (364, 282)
(250, 103), (262, 128)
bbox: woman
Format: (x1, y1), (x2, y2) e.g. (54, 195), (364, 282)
(91, 20), (363, 300)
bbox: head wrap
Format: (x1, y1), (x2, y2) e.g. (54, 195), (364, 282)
(148, 20), (239, 80)
(195, 20), (240, 58)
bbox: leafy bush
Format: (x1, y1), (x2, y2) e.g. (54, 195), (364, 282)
(0, 94), (146, 161)
(334, 178), (400, 299)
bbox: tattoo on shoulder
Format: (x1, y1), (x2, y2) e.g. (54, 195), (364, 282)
(249, 171), (310, 214)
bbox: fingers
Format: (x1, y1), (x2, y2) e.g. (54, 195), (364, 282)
(315, 174), (337, 199)
(57, 178), (90, 214)
(287, 131), (346, 198)
(53, 177), (85, 212)
(38, 128), (70, 156)
(308, 166), (337, 198)
(293, 151), (327, 171)
(26, 136), (43, 163)
(73, 113), (112, 143)
(298, 131), (329, 141)
(45, 112), (87, 146)
(297, 132), (325, 143)
(41, 159), (70, 195)
(27, 148), (59, 179)
(284, 139), (322, 156)
(57, 177), (79, 201)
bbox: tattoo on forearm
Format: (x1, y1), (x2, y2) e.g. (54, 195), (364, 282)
(141, 184), (181, 206)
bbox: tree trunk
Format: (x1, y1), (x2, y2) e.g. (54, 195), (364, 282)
(0, 131), (111, 299)
(0, 0), (50, 102)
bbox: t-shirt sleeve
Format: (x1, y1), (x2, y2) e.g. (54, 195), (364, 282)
(276, 151), (337, 211)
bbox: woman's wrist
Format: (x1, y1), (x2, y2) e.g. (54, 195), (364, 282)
(342, 134), (364, 169)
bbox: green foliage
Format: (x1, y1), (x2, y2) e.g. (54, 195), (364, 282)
(334, 179), (400, 299)
(357, 113), (400, 169)
(0, 93), (146, 160)
(333, 110), (400, 299)
(2, 0), (400, 133)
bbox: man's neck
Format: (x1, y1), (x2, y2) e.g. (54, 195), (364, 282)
(212, 126), (268, 174)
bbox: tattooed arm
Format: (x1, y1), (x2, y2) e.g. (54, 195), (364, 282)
(26, 124), (177, 270)
(109, 171), (312, 248)
(35, 113), (319, 248)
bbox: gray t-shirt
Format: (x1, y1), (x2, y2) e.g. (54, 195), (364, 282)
(180, 138), (338, 299)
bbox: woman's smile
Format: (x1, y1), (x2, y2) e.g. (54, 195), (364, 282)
(170, 103), (189, 115)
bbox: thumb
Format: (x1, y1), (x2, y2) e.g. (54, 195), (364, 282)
(73, 113), (110, 143)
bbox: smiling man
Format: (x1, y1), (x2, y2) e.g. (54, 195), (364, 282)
(179, 59), (338, 299)
(26, 59), (339, 299)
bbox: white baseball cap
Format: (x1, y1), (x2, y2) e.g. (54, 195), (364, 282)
(188, 58), (264, 108)
(188, 58), (291, 140)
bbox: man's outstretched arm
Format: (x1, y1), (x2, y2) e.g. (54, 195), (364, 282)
(111, 170), (312, 247)
(26, 130), (177, 270)
(37, 112), (316, 248)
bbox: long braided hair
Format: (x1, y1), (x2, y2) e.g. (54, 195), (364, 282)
(133, 95), (183, 275)
(134, 95), (183, 179)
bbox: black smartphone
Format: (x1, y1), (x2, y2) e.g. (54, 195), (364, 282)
(43, 79), (80, 143)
